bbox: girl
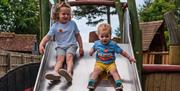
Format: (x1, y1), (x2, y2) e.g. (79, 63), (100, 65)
(39, 2), (84, 82)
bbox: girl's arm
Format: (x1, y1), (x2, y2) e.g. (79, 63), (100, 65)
(39, 35), (51, 54)
(76, 33), (84, 57)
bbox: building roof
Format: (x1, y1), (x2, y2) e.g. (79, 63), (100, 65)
(140, 20), (164, 51)
(0, 32), (37, 52)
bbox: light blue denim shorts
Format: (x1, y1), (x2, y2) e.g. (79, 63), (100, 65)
(56, 45), (78, 56)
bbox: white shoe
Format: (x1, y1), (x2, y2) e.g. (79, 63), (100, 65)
(45, 73), (61, 81)
(58, 69), (72, 82)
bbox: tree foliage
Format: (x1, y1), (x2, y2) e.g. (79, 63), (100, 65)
(73, 5), (116, 26)
(139, 0), (178, 48)
(0, 0), (39, 34)
(139, 0), (176, 22)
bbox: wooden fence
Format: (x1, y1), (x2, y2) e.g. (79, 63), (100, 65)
(142, 65), (180, 91)
(143, 72), (180, 91)
(0, 52), (41, 77)
(143, 52), (169, 64)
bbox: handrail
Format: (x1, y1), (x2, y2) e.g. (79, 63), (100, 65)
(67, 0), (127, 7)
(124, 8), (142, 91)
(143, 64), (180, 73)
(33, 41), (53, 91)
(68, 0), (115, 7)
(34, 2), (55, 90)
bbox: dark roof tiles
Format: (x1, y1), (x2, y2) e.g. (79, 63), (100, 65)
(140, 20), (163, 51)
(0, 32), (37, 52)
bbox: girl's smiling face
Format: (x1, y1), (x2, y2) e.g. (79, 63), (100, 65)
(59, 7), (71, 24)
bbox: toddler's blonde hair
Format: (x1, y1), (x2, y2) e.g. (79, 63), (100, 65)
(97, 23), (112, 35)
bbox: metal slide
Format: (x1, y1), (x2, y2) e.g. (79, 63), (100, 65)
(33, 42), (142, 91)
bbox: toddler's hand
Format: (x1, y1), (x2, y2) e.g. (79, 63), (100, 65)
(128, 57), (136, 63)
(89, 50), (94, 56)
(89, 48), (94, 56)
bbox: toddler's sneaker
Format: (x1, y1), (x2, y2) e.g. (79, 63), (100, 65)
(115, 82), (123, 90)
(87, 80), (95, 89)
(45, 73), (61, 81)
(58, 69), (72, 82)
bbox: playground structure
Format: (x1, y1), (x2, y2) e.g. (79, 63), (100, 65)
(35, 0), (180, 91)
(34, 0), (142, 91)
(40, 0), (142, 73)
(0, 0), (180, 91)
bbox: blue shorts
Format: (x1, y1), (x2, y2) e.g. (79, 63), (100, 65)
(56, 45), (78, 56)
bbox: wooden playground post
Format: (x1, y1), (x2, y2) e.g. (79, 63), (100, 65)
(114, 0), (124, 42)
(39, 0), (50, 41)
(175, 0), (180, 9)
(164, 10), (180, 65)
(127, 0), (143, 78)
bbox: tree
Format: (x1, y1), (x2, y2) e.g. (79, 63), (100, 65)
(139, 0), (176, 22)
(0, 0), (13, 32)
(139, 0), (177, 48)
(175, 0), (180, 27)
(0, 0), (40, 34)
(73, 5), (117, 26)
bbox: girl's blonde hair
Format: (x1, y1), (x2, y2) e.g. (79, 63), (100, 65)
(97, 23), (112, 35)
(51, 2), (71, 21)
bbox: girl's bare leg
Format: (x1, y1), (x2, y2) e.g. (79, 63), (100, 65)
(66, 53), (74, 76)
(55, 55), (65, 73)
(45, 55), (65, 80)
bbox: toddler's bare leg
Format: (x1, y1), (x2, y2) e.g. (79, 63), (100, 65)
(55, 55), (65, 73)
(91, 67), (102, 80)
(109, 68), (121, 80)
(66, 53), (74, 76)
(87, 67), (102, 89)
(110, 68), (123, 90)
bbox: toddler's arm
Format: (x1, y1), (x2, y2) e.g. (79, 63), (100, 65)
(89, 48), (94, 56)
(120, 50), (136, 63)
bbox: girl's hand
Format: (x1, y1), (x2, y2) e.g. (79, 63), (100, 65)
(79, 48), (84, 57)
(39, 45), (45, 54)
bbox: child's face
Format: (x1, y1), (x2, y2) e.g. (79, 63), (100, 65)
(59, 7), (71, 23)
(98, 31), (111, 45)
